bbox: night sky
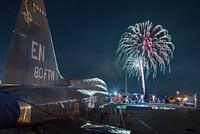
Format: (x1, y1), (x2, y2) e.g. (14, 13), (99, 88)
(0, 0), (200, 96)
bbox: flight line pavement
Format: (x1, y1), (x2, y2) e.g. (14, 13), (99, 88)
(0, 103), (200, 134)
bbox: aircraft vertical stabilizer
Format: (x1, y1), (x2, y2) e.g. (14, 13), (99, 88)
(2, 0), (64, 85)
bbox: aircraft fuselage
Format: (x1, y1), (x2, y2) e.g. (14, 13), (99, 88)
(0, 85), (108, 127)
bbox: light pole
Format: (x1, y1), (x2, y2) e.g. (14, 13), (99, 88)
(154, 81), (159, 96)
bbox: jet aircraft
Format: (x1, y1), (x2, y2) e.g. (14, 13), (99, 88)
(0, 0), (109, 130)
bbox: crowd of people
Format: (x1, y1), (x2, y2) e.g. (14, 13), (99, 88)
(111, 92), (164, 104)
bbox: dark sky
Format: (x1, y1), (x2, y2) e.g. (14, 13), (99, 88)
(0, 0), (200, 96)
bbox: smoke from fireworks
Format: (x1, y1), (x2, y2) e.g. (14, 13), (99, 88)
(117, 21), (174, 94)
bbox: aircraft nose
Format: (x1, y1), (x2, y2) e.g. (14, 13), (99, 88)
(0, 91), (20, 128)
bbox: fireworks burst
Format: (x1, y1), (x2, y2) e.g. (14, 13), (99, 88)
(117, 21), (174, 94)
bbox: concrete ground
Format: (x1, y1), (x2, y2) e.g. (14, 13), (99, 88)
(0, 104), (200, 134)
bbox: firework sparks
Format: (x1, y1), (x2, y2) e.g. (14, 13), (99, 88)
(117, 21), (174, 94)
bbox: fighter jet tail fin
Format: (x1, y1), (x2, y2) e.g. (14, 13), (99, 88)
(2, 0), (65, 86)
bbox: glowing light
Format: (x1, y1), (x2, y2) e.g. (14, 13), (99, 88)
(176, 97), (182, 100)
(114, 92), (117, 96)
(183, 97), (188, 101)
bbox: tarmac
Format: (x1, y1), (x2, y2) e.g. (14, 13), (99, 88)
(125, 106), (200, 134)
(0, 103), (200, 134)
